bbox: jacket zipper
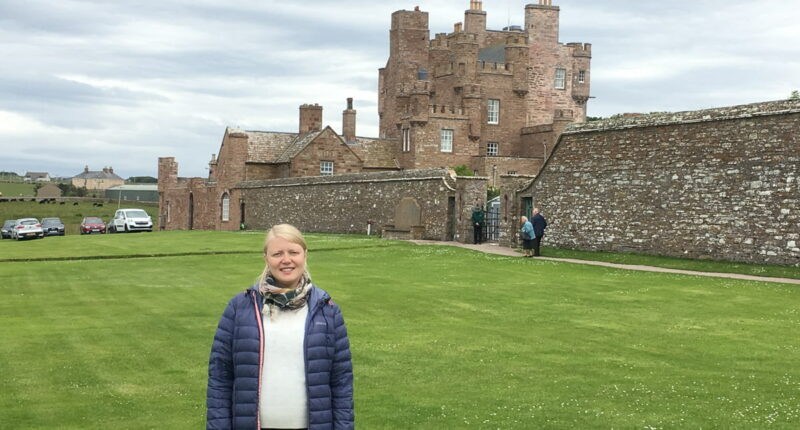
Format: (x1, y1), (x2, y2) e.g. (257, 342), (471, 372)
(251, 290), (265, 430)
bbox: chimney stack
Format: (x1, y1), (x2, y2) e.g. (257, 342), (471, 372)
(342, 98), (356, 143)
(298, 103), (323, 135)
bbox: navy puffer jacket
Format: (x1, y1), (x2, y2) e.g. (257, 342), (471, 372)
(207, 285), (354, 429)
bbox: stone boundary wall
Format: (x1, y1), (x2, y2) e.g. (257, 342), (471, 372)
(238, 169), (486, 242)
(517, 99), (800, 266)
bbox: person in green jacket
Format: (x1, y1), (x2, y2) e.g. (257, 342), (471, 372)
(471, 204), (485, 244)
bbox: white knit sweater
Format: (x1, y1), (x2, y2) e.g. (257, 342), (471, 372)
(259, 304), (309, 429)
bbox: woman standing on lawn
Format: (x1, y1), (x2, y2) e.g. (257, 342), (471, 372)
(207, 224), (354, 430)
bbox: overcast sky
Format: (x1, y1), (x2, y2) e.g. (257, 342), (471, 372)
(1, 0), (798, 178)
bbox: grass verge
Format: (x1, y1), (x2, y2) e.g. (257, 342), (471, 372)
(1, 232), (798, 428)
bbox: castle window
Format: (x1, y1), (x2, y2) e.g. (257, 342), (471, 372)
(221, 193), (230, 221)
(555, 68), (566, 89)
(402, 128), (411, 152)
(507, 170), (517, 175)
(440, 129), (453, 152)
(487, 142), (498, 156)
(487, 99), (500, 124)
(578, 70), (586, 84)
(320, 161), (334, 176)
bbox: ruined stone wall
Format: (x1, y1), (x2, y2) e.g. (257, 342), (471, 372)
(239, 169), (481, 242)
(517, 100), (800, 266)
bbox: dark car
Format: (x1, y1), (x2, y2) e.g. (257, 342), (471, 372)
(1, 219), (16, 239)
(41, 217), (66, 236)
(80, 217), (106, 234)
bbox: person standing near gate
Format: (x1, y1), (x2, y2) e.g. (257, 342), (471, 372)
(531, 208), (548, 257)
(472, 204), (485, 244)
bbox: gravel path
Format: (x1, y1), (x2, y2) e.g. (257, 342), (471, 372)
(409, 240), (800, 286)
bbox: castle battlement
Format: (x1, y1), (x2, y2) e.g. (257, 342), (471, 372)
(567, 42), (592, 57)
(478, 61), (512, 74)
(449, 32), (478, 44)
(431, 33), (449, 49)
(430, 104), (465, 116)
(397, 80), (431, 95)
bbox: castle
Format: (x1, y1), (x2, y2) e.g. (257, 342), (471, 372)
(159, 1), (590, 231)
(379, 0), (591, 180)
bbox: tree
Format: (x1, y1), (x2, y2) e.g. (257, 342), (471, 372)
(487, 185), (500, 201)
(451, 164), (473, 176)
(127, 176), (158, 183)
(790, 90), (800, 100)
(57, 182), (87, 197)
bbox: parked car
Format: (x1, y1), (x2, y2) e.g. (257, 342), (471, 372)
(41, 217), (65, 236)
(11, 218), (44, 240)
(108, 208), (153, 233)
(1, 219), (17, 239)
(80, 217), (106, 234)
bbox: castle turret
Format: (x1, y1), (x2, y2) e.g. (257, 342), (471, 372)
(158, 157), (178, 192)
(380, 8), (431, 138)
(505, 33), (529, 96)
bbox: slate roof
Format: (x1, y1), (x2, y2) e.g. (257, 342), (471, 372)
(350, 137), (400, 169)
(274, 130), (324, 163)
(229, 127), (399, 169)
(73, 170), (123, 180)
(237, 129), (299, 163)
(478, 44), (505, 63)
(25, 172), (50, 179)
(106, 184), (159, 191)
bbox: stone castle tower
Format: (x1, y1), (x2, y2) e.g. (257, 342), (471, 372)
(378, 0), (591, 179)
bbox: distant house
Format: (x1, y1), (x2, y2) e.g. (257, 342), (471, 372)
(25, 172), (51, 182)
(36, 183), (62, 198)
(105, 184), (159, 202)
(72, 166), (124, 191)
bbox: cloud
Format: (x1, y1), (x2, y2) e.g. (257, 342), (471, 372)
(0, 0), (798, 177)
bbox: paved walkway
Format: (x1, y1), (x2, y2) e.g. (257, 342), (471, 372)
(409, 240), (800, 286)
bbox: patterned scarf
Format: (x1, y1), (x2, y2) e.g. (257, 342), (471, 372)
(259, 273), (311, 310)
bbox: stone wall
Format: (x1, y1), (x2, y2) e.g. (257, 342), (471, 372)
(513, 99), (800, 266)
(238, 169), (486, 243)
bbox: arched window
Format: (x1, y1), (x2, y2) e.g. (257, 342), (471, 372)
(221, 192), (230, 221)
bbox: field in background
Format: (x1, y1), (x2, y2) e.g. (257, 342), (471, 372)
(1, 231), (799, 428)
(0, 182), (35, 197)
(0, 201), (158, 235)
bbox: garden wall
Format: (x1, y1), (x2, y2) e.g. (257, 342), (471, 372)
(513, 99), (800, 266)
(238, 169), (486, 242)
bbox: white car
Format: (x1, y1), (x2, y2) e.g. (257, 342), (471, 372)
(108, 208), (153, 233)
(11, 218), (44, 240)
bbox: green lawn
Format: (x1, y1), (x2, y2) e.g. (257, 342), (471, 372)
(0, 182), (35, 197)
(541, 246), (800, 280)
(1, 232), (799, 428)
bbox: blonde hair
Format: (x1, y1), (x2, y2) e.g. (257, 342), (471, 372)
(256, 224), (310, 286)
(520, 216), (528, 222)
